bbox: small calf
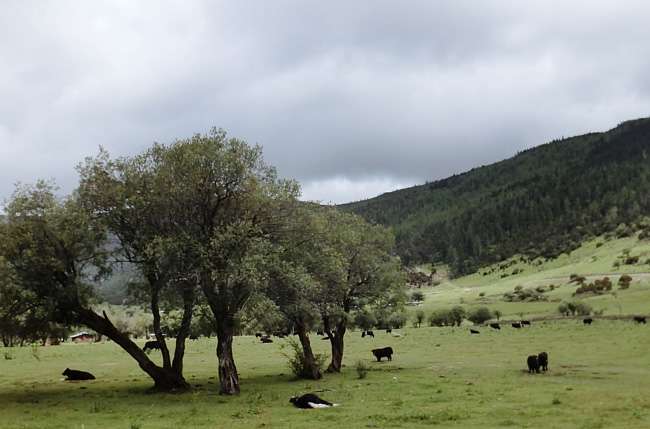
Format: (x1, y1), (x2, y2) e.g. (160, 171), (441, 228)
(527, 355), (540, 373)
(372, 346), (394, 362)
(62, 368), (95, 381)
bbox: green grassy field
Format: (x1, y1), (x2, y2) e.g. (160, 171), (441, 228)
(2, 319), (650, 429)
(2, 235), (650, 428)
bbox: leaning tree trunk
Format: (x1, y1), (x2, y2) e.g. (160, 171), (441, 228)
(215, 316), (240, 395)
(77, 308), (189, 391)
(172, 285), (195, 375)
(296, 324), (322, 380)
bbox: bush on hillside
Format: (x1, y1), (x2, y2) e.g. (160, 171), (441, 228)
(467, 307), (493, 325)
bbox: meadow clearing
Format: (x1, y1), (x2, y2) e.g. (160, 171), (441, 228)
(2, 235), (650, 429)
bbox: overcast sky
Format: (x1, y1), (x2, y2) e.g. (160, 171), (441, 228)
(1, 1), (649, 205)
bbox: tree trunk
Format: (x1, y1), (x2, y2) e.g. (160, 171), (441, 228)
(324, 317), (346, 373)
(172, 285), (195, 375)
(296, 324), (321, 379)
(150, 286), (172, 370)
(77, 308), (189, 391)
(216, 317), (240, 395)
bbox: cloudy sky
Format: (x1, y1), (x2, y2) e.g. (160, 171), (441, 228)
(1, 1), (649, 205)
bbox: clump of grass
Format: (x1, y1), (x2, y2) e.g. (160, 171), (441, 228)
(281, 338), (326, 379)
(3, 351), (14, 360)
(552, 398), (561, 405)
(130, 423), (142, 429)
(356, 360), (370, 379)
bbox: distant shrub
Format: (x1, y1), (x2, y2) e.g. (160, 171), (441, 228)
(356, 360), (370, 379)
(569, 274), (586, 284)
(624, 256), (639, 265)
(468, 307), (493, 324)
(615, 223), (633, 238)
(450, 306), (466, 326)
(388, 312), (408, 329)
(613, 260), (621, 268)
(535, 286), (546, 293)
(559, 300), (592, 316)
(283, 338), (326, 379)
(411, 291), (425, 302)
(574, 277), (612, 296)
(414, 309), (426, 328)
(494, 310), (502, 321)
(428, 309), (453, 327)
(595, 242), (604, 248)
(618, 274), (632, 290)
(478, 292), (485, 297)
(514, 285), (523, 292)
(549, 284), (556, 290)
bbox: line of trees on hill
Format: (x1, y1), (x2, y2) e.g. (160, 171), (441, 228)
(0, 128), (406, 394)
(343, 118), (650, 276)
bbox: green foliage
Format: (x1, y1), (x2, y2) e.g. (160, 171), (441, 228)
(428, 307), (465, 327)
(355, 360), (370, 379)
(414, 309), (426, 327)
(618, 274), (633, 290)
(574, 277), (613, 296)
(410, 290), (425, 302)
(558, 300), (592, 316)
(342, 118), (650, 275)
(281, 338), (326, 380)
(467, 307), (493, 324)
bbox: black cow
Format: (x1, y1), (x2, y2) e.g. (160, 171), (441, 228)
(512, 322), (522, 329)
(521, 320), (531, 326)
(143, 340), (161, 352)
(62, 368), (95, 381)
(290, 393), (337, 409)
(470, 329), (480, 334)
(633, 316), (647, 324)
(260, 336), (273, 343)
(538, 352), (548, 372)
(321, 336), (330, 340)
(367, 330), (375, 338)
(583, 318), (593, 325)
(361, 331), (366, 338)
(255, 332), (263, 338)
(372, 346), (394, 362)
(527, 355), (540, 373)
(386, 328), (392, 334)
(489, 323), (501, 330)
(316, 330), (324, 336)
(189, 335), (199, 340)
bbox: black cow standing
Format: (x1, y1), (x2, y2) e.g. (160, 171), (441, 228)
(489, 323), (501, 330)
(361, 331), (366, 338)
(386, 328), (392, 334)
(512, 322), (522, 329)
(527, 355), (540, 373)
(633, 316), (647, 324)
(372, 347), (394, 362)
(189, 335), (199, 340)
(538, 352), (549, 372)
(62, 368), (95, 381)
(583, 318), (593, 325)
(143, 340), (161, 352)
(521, 320), (531, 326)
(316, 330), (324, 336)
(366, 330), (375, 338)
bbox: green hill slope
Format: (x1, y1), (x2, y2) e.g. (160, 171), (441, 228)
(342, 117), (650, 275)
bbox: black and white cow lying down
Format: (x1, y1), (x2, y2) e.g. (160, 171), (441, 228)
(290, 393), (338, 409)
(62, 368), (95, 380)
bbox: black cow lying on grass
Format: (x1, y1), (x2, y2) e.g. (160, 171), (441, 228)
(260, 336), (273, 343)
(489, 323), (501, 330)
(512, 322), (522, 329)
(583, 318), (593, 325)
(62, 368), (95, 381)
(633, 316), (647, 324)
(143, 340), (161, 352)
(538, 352), (548, 372)
(372, 346), (393, 362)
(470, 329), (480, 334)
(290, 393), (338, 409)
(527, 355), (540, 373)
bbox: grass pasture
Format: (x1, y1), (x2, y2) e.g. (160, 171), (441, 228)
(2, 320), (650, 429)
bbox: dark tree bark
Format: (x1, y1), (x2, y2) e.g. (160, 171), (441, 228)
(172, 284), (195, 375)
(215, 316), (240, 395)
(296, 324), (321, 379)
(323, 316), (347, 373)
(76, 308), (189, 391)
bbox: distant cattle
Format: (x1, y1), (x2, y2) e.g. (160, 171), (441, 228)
(321, 336), (330, 340)
(361, 331), (366, 338)
(512, 323), (522, 329)
(290, 393), (337, 409)
(371, 346), (394, 362)
(365, 330), (375, 338)
(143, 340), (161, 352)
(583, 318), (593, 325)
(255, 332), (263, 338)
(538, 352), (548, 372)
(521, 320), (531, 326)
(470, 329), (480, 334)
(260, 337), (273, 343)
(316, 330), (324, 336)
(386, 328), (392, 334)
(527, 355), (540, 373)
(633, 316), (647, 324)
(189, 335), (199, 340)
(62, 368), (95, 381)
(489, 323), (501, 330)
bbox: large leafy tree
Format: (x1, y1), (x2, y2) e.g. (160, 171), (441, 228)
(150, 129), (299, 394)
(1, 181), (187, 390)
(316, 209), (405, 373)
(78, 147), (199, 384)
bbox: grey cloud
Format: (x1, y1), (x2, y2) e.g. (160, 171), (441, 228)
(1, 1), (650, 205)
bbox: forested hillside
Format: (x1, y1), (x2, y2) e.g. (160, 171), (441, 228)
(341, 117), (650, 275)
